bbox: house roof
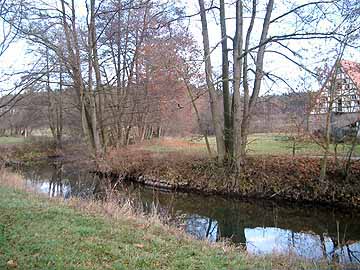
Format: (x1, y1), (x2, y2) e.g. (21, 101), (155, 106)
(340, 60), (360, 89)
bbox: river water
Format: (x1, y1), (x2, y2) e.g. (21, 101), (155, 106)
(17, 161), (360, 265)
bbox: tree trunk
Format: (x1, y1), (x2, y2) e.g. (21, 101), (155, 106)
(198, 0), (225, 162)
(220, 0), (232, 158)
(60, 0), (100, 153)
(183, 76), (212, 157)
(344, 128), (358, 181)
(90, 0), (105, 153)
(320, 61), (340, 181)
(232, 0), (244, 172)
(240, 0), (274, 159)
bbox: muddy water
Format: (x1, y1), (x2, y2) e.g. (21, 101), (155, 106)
(18, 161), (360, 264)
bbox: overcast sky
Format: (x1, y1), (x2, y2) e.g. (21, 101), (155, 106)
(183, 0), (360, 94)
(0, 0), (359, 95)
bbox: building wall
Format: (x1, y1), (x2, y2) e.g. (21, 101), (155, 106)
(309, 112), (360, 132)
(312, 65), (360, 114)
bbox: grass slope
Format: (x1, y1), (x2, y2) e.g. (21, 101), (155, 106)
(0, 187), (249, 270)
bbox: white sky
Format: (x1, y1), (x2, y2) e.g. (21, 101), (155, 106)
(0, 0), (359, 94)
(183, 0), (360, 94)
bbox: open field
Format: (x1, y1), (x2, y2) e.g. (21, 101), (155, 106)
(247, 134), (360, 156)
(138, 133), (360, 157)
(1, 133), (359, 159)
(0, 137), (25, 145)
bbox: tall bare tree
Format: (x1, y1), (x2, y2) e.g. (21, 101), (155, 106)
(197, 0), (358, 173)
(198, 0), (226, 162)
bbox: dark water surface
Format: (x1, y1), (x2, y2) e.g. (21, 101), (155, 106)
(18, 161), (360, 265)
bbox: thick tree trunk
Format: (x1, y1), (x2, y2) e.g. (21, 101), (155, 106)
(60, 0), (87, 139)
(344, 128), (358, 181)
(87, 37), (101, 154)
(90, 0), (105, 153)
(60, 0), (102, 154)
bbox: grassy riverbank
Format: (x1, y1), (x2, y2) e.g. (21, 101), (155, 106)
(0, 177), (247, 269)
(1, 169), (348, 270)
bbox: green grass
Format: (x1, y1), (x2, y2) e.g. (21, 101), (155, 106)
(3, 133), (358, 157)
(144, 134), (360, 157)
(246, 133), (360, 156)
(0, 186), (250, 270)
(140, 144), (211, 154)
(0, 137), (25, 145)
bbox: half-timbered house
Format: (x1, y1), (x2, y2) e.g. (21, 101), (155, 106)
(312, 60), (360, 114)
(309, 60), (360, 138)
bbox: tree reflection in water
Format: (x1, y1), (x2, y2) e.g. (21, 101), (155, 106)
(22, 161), (99, 199)
(185, 215), (220, 242)
(185, 214), (360, 264)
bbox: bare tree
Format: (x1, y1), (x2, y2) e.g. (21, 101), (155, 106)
(198, 0), (226, 162)
(0, 0), (29, 113)
(197, 0), (359, 173)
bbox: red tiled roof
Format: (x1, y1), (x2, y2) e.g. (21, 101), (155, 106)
(340, 60), (360, 89)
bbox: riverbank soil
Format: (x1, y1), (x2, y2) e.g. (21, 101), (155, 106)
(102, 141), (360, 208)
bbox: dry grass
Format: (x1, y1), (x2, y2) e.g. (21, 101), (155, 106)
(66, 191), (163, 228)
(0, 167), (26, 190)
(0, 167), (197, 245)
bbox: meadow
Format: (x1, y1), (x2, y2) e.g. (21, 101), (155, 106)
(137, 133), (360, 158)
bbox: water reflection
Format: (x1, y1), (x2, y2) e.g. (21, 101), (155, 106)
(185, 215), (219, 242)
(22, 162), (100, 199)
(184, 216), (360, 264)
(245, 227), (324, 258)
(18, 162), (360, 265)
(244, 227), (360, 263)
